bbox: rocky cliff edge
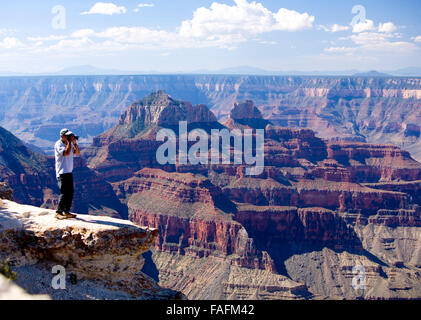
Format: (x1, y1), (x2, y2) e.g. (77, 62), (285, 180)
(0, 185), (184, 300)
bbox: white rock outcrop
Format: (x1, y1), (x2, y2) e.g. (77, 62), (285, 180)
(0, 275), (50, 300)
(0, 199), (183, 300)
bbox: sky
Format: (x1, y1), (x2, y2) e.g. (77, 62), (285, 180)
(0, 0), (420, 73)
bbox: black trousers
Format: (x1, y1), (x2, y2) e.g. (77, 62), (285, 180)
(57, 173), (74, 213)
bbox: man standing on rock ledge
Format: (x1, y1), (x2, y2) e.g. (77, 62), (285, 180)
(54, 128), (80, 220)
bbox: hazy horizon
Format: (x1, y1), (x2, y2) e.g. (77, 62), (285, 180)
(1, 64), (421, 77)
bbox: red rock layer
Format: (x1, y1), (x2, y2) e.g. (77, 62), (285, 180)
(223, 178), (409, 215)
(83, 96), (421, 299)
(363, 181), (421, 205)
(234, 206), (354, 242)
(126, 169), (274, 271)
(367, 209), (421, 227)
(327, 142), (421, 182)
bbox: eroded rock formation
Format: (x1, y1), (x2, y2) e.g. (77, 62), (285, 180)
(80, 92), (421, 299)
(1, 75), (420, 162)
(0, 196), (183, 300)
(3, 87), (421, 300)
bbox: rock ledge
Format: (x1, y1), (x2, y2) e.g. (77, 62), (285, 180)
(0, 199), (183, 300)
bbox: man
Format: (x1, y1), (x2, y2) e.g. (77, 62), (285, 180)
(54, 128), (80, 219)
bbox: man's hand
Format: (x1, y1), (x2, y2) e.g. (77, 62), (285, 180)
(63, 136), (72, 156)
(71, 136), (81, 155)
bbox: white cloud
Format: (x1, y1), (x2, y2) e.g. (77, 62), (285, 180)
(352, 19), (376, 33)
(319, 24), (349, 33)
(55, 38), (94, 50)
(330, 18), (414, 54)
(138, 3), (154, 7)
(27, 35), (67, 41)
(71, 29), (96, 38)
(324, 46), (355, 53)
(0, 29), (15, 37)
(65, 26), (238, 50)
(5, 0), (315, 55)
(348, 32), (416, 52)
(134, 3), (154, 12)
(179, 0), (314, 43)
(58, 0), (315, 51)
(81, 2), (127, 15)
(0, 37), (24, 49)
(95, 27), (174, 44)
(412, 36), (421, 43)
(327, 24), (417, 56)
(331, 24), (350, 33)
(378, 22), (397, 33)
(259, 40), (277, 45)
(353, 20), (399, 34)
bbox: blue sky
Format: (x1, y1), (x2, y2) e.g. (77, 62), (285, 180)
(0, 0), (420, 73)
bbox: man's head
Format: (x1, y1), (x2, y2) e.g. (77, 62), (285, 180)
(60, 128), (69, 141)
(60, 128), (79, 142)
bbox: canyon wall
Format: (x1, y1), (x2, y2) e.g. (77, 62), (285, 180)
(124, 169), (421, 299)
(2, 87), (421, 300)
(81, 91), (421, 299)
(0, 75), (420, 161)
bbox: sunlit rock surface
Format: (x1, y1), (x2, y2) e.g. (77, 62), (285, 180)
(0, 199), (183, 300)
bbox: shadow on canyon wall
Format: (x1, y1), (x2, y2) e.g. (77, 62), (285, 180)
(233, 211), (389, 279)
(141, 251), (160, 282)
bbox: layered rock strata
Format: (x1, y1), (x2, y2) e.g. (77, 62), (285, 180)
(0, 196), (183, 300)
(82, 92), (421, 299)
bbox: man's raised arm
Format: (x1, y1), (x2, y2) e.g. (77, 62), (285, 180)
(72, 136), (81, 155)
(63, 138), (72, 156)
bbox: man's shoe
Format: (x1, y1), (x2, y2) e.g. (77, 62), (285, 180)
(64, 212), (77, 219)
(55, 212), (69, 220)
